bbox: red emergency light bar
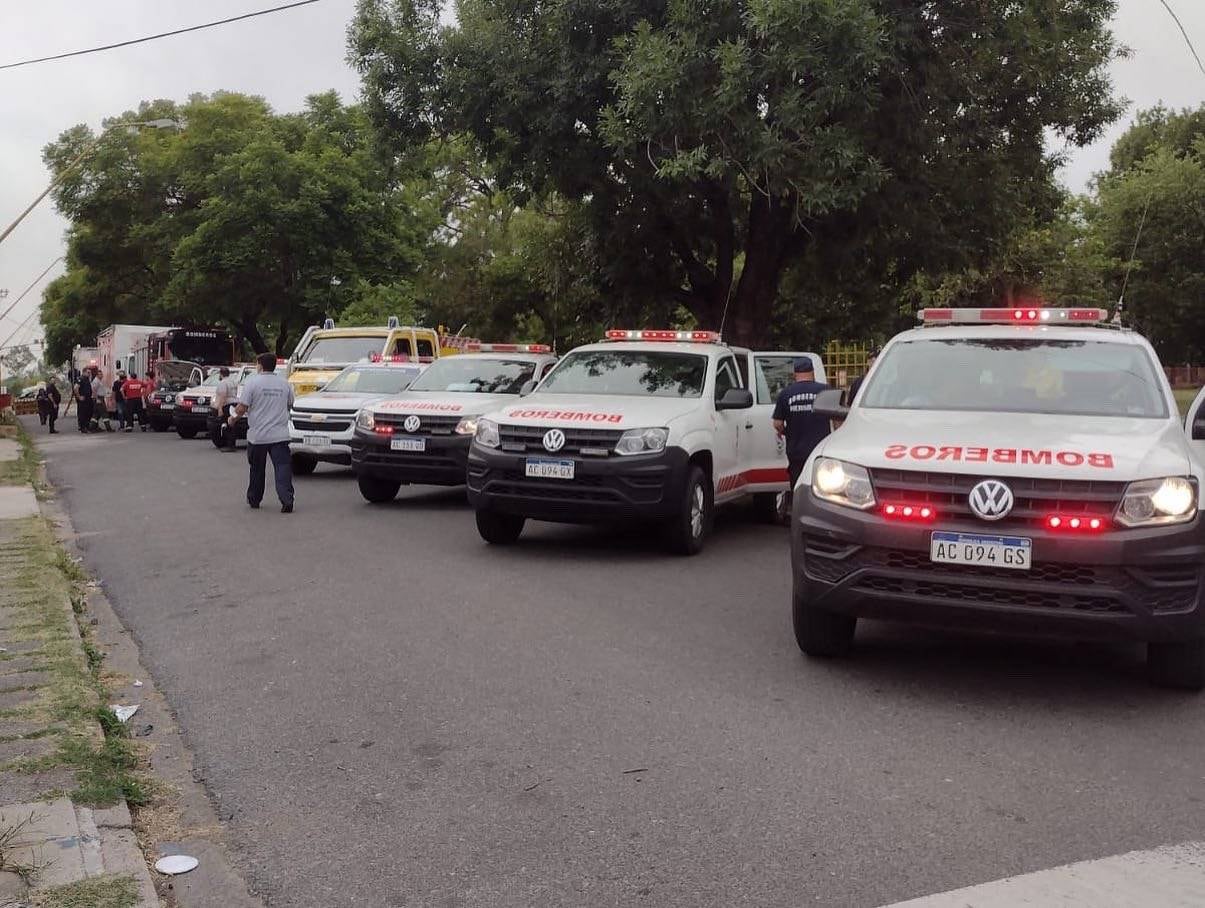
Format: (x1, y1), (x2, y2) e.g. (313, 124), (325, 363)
(918, 308), (1108, 325)
(373, 425), (395, 436)
(605, 329), (722, 343)
(369, 354), (413, 364)
(1046, 515), (1106, 532)
(464, 343), (552, 354)
(881, 503), (937, 521)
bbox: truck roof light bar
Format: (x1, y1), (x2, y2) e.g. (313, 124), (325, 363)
(464, 343), (552, 354)
(605, 329), (722, 343)
(918, 308), (1108, 325)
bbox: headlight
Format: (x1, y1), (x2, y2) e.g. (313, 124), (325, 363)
(1118, 476), (1197, 527)
(356, 409), (375, 430)
(455, 417), (478, 436)
(615, 427), (669, 456)
(475, 418), (500, 448)
(811, 458), (875, 510)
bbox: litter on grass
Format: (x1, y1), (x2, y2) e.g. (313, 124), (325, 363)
(155, 855), (199, 875)
(132, 680), (143, 687)
(110, 704), (140, 723)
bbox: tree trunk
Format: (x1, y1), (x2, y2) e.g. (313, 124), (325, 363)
(274, 317), (291, 358)
(724, 197), (801, 348)
(236, 319), (269, 354)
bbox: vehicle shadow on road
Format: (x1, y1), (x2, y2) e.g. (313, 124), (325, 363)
(809, 623), (1199, 711)
(497, 505), (789, 562)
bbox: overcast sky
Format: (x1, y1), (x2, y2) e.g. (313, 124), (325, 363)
(2, 0), (1204, 353)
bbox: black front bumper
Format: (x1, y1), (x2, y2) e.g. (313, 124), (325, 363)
(350, 429), (469, 486)
(466, 443), (690, 523)
(173, 410), (209, 432)
(146, 405), (173, 426)
(792, 490), (1205, 643)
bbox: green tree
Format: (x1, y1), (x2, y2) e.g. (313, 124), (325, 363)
(351, 0), (1121, 346)
(1094, 137), (1205, 361)
(41, 92), (431, 358)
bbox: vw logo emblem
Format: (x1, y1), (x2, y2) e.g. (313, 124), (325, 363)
(403, 415), (421, 433)
(968, 479), (1014, 521)
(542, 429), (566, 453)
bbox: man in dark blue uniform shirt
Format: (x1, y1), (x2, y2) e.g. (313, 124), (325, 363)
(772, 356), (832, 505)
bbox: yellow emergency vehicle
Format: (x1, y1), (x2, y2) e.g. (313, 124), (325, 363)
(285, 318), (477, 396)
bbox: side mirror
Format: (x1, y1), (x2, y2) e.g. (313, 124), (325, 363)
(1192, 419), (1205, 441)
(814, 388), (849, 419)
(518, 380), (537, 397)
(716, 388), (754, 411)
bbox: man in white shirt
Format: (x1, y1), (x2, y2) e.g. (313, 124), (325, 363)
(212, 367), (239, 452)
(230, 353), (295, 512)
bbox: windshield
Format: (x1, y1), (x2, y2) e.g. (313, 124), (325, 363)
(169, 331), (233, 367)
(539, 350), (707, 398)
(299, 336), (386, 365)
(409, 357), (536, 394)
(322, 366), (421, 394)
(863, 338), (1168, 418)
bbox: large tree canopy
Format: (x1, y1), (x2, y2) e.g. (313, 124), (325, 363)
(351, 0), (1122, 346)
(41, 92), (430, 361)
(1093, 105), (1205, 362)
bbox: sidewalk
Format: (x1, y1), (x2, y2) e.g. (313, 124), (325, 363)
(0, 423), (158, 906)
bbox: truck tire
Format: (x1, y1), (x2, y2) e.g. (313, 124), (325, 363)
(151, 420), (167, 433)
(665, 464), (713, 555)
(476, 510), (525, 545)
(291, 454), (318, 476)
(1147, 640), (1205, 691)
(358, 476), (400, 503)
(177, 427), (198, 439)
(209, 424), (223, 448)
(793, 584), (856, 657)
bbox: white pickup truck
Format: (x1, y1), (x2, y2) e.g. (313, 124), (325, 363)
(467, 330), (824, 554)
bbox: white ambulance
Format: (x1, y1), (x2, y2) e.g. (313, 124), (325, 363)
(793, 307), (1205, 689)
(351, 345), (559, 502)
(467, 330), (824, 554)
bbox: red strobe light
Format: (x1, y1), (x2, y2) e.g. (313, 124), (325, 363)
(882, 503), (936, 521)
(1046, 515), (1105, 532)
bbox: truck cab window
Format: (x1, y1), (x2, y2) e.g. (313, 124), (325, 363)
(715, 358), (740, 400)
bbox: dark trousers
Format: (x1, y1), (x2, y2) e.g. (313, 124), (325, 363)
(115, 398), (126, 429)
(77, 398), (92, 431)
(124, 399), (143, 428)
(786, 457), (806, 511)
(247, 441), (294, 507)
(47, 406), (57, 432)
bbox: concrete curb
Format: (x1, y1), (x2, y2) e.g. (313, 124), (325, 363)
(0, 798), (157, 904)
(37, 456), (263, 906)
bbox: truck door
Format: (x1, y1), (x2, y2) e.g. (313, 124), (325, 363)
(744, 352), (818, 493)
(712, 356), (744, 501)
(1183, 386), (1205, 468)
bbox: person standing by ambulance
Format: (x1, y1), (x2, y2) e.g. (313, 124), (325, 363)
(212, 367), (239, 451)
(772, 356), (832, 510)
(230, 353), (295, 512)
(120, 372), (148, 431)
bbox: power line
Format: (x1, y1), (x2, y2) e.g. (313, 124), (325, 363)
(0, 0), (325, 71)
(1158, 0), (1205, 79)
(0, 257), (63, 327)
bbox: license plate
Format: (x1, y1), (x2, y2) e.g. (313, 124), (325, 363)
(931, 532), (1031, 571)
(391, 437), (425, 452)
(193, 406), (210, 414)
(526, 457), (575, 480)
(303, 435), (331, 447)
(160, 403), (174, 410)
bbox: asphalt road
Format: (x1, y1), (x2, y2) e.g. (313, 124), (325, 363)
(30, 421), (1205, 907)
